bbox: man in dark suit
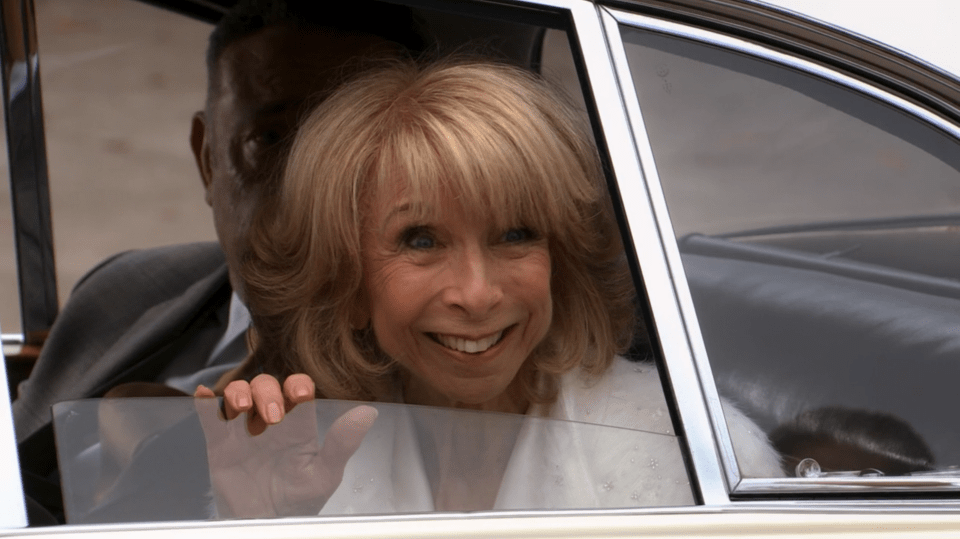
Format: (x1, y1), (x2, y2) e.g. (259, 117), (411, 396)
(13, 0), (425, 524)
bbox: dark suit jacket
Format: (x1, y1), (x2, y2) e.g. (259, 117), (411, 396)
(13, 242), (230, 523)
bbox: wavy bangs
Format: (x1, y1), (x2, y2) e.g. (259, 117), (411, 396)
(365, 61), (603, 243)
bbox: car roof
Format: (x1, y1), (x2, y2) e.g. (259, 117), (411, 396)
(608, 0), (960, 125)
(762, 0), (960, 80)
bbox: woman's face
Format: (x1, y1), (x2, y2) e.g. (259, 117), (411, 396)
(360, 177), (553, 413)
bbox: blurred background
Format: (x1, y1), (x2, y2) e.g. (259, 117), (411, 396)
(1, 0), (216, 334)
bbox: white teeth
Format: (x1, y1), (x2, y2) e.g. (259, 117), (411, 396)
(435, 330), (504, 354)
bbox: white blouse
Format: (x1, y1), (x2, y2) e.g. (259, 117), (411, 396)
(320, 358), (782, 514)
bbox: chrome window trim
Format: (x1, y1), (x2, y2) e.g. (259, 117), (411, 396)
(408, 0), (733, 504)
(608, 10), (960, 140)
(568, 2), (729, 504)
(0, 343), (27, 527)
(605, 8), (960, 495)
(738, 477), (960, 495)
(598, 7), (742, 493)
(0, 0), (58, 344)
(743, 0), (960, 89)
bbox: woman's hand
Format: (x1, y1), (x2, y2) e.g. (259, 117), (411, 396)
(198, 373), (316, 436)
(194, 375), (377, 518)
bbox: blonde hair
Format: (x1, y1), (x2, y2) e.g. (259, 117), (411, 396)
(241, 59), (637, 404)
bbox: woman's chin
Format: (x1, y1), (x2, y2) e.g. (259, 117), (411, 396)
(429, 378), (527, 413)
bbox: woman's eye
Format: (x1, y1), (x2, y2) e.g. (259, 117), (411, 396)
(402, 227), (436, 249)
(502, 227), (535, 243)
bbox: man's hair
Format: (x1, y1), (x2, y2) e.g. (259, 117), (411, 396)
(240, 59), (637, 405)
(206, 0), (428, 98)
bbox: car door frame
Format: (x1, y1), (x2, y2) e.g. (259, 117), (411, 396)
(597, 0), (960, 498)
(3, 0), (960, 533)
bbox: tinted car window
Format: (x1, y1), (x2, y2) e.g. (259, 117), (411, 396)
(620, 24), (960, 479)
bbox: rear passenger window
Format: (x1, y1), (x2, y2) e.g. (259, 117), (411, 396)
(619, 20), (960, 484)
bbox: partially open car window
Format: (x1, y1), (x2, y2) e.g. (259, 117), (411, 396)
(54, 398), (691, 523)
(614, 13), (960, 489)
(5, 0), (721, 527)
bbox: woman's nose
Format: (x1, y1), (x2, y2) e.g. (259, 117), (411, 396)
(443, 248), (503, 315)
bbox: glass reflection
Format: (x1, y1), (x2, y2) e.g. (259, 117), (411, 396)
(53, 397), (692, 523)
(620, 23), (960, 480)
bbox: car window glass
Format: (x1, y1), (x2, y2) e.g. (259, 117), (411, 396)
(33, 0), (215, 317)
(15, 2), (702, 526)
(540, 28), (588, 120)
(623, 31), (960, 239)
(620, 25), (960, 481)
(53, 398), (690, 523)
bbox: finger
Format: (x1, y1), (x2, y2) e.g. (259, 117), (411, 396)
(194, 384), (216, 398)
(269, 393), (320, 447)
(194, 384), (224, 423)
(223, 380), (254, 420)
(282, 374), (316, 411)
(194, 393), (228, 439)
(318, 405), (378, 472)
(250, 373), (285, 425)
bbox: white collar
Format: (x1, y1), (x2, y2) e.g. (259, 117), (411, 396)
(207, 292), (250, 366)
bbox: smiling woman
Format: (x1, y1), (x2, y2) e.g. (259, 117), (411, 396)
(233, 58), (636, 408)
(361, 176), (554, 414)
(191, 57), (782, 518)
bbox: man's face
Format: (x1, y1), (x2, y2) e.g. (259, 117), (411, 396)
(191, 24), (395, 297)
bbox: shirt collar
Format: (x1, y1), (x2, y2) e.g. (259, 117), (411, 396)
(207, 292), (251, 366)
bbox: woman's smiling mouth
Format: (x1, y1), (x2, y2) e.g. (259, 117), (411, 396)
(430, 329), (508, 354)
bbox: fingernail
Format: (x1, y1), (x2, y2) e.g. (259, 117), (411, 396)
(294, 386), (310, 398)
(237, 395), (250, 408)
(267, 403), (282, 423)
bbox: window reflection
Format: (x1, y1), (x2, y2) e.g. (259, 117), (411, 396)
(621, 25), (960, 479)
(54, 398), (693, 523)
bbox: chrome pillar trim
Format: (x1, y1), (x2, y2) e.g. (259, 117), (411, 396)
(737, 477), (960, 495)
(730, 499), (960, 512)
(569, 1), (729, 504)
(605, 8), (960, 496)
(457, 0), (732, 504)
(0, 0), (58, 343)
(452, 0), (730, 504)
(601, 8), (744, 491)
(0, 337), (27, 527)
(609, 11), (960, 145)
